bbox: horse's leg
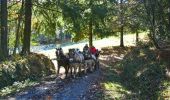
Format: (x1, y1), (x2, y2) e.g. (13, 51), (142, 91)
(70, 64), (73, 77)
(90, 60), (95, 72)
(57, 66), (60, 75)
(97, 60), (99, 69)
(90, 61), (93, 72)
(92, 59), (96, 71)
(74, 65), (76, 78)
(94, 60), (96, 71)
(78, 63), (82, 76)
(84, 62), (87, 74)
(94, 60), (97, 70)
(65, 66), (68, 78)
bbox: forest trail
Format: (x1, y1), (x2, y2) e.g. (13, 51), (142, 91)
(8, 68), (102, 100)
(7, 34), (144, 99)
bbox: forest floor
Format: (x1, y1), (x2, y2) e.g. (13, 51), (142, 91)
(5, 45), (170, 100)
(5, 46), (133, 100)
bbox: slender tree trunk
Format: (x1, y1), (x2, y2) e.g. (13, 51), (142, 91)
(151, 1), (160, 49)
(120, 26), (124, 47)
(89, 0), (93, 47)
(168, 0), (170, 30)
(0, 0), (8, 58)
(89, 16), (93, 47)
(13, 0), (24, 55)
(144, 0), (160, 49)
(120, 0), (124, 47)
(136, 31), (139, 44)
(21, 0), (32, 54)
(149, 4), (160, 49)
(0, 0), (2, 52)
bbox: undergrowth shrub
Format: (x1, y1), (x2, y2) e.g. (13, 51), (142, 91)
(114, 44), (166, 99)
(0, 53), (56, 89)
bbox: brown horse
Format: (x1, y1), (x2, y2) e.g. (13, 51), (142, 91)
(55, 48), (70, 77)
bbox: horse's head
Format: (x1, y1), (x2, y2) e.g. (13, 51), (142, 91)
(68, 48), (76, 58)
(56, 48), (64, 59)
(75, 48), (80, 54)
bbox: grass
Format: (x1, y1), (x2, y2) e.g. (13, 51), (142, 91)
(98, 44), (170, 100)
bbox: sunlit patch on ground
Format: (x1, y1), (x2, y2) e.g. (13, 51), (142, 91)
(103, 82), (132, 99)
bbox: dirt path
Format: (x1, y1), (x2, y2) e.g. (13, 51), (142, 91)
(8, 69), (102, 100)
(52, 70), (101, 100)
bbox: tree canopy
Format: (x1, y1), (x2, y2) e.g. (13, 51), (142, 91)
(0, 0), (170, 58)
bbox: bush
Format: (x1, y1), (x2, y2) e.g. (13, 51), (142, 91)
(0, 53), (56, 89)
(114, 45), (167, 99)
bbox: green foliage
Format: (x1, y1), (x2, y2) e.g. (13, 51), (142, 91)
(58, 0), (117, 41)
(114, 45), (166, 99)
(0, 53), (56, 89)
(8, 1), (24, 48)
(101, 44), (168, 99)
(6, 0), (151, 47)
(143, 0), (170, 48)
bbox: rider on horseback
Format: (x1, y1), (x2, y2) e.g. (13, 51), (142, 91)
(90, 46), (97, 55)
(89, 45), (100, 70)
(83, 44), (91, 60)
(83, 44), (89, 52)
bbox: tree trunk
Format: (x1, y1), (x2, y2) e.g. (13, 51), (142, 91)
(0, 0), (8, 59)
(149, 30), (160, 49)
(136, 31), (139, 44)
(13, 0), (24, 55)
(21, 0), (32, 54)
(144, 0), (160, 49)
(88, 0), (93, 47)
(89, 16), (93, 47)
(151, 1), (160, 49)
(168, 0), (170, 31)
(120, 0), (124, 47)
(120, 26), (124, 47)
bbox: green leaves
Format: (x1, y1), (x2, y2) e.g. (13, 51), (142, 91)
(143, 0), (170, 48)
(58, 0), (116, 41)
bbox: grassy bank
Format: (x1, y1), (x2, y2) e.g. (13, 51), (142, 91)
(98, 44), (170, 99)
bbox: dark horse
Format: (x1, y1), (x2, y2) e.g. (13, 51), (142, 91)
(55, 48), (70, 77)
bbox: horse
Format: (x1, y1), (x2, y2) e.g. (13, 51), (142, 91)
(83, 48), (100, 70)
(55, 48), (70, 77)
(68, 48), (85, 76)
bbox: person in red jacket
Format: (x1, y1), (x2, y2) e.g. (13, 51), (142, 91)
(90, 45), (97, 55)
